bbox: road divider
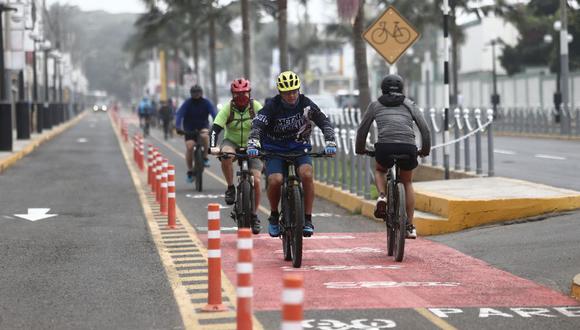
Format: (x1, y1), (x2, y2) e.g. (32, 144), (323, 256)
(282, 274), (304, 330)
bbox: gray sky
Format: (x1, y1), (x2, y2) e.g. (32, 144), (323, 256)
(47, 0), (146, 14)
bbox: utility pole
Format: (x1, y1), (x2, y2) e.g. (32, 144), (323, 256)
(559, 0), (570, 134)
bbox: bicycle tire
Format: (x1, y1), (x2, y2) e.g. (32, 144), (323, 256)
(194, 146), (203, 192)
(238, 179), (252, 229)
(386, 180), (395, 257)
(289, 185), (304, 268)
(394, 183), (407, 262)
(281, 189), (292, 261)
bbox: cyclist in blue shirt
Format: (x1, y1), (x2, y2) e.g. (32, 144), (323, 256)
(247, 71), (337, 237)
(138, 96), (153, 136)
(175, 85), (217, 183)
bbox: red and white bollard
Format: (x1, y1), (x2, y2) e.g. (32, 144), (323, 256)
(237, 228), (253, 329)
(281, 274), (304, 330)
(138, 136), (144, 171)
(167, 165), (176, 229)
(203, 203), (227, 312)
(160, 159), (168, 215)
(133, 135), (138, 163)
(156, 152), (163, 202)
(147, 144), (154, 186)
(151, 149), (158, 194)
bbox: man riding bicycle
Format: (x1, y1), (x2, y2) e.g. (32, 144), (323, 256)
(355, 74), (431, 239)
(138, 96), (153, 136)
(175, 85), (217, 183)
(209, 78), (264, 234)
(247, 71), (337, 238)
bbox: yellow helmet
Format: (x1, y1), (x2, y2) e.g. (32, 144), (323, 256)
(276, 71), (301, 92)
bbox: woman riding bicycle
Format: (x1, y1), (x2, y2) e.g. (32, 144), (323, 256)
(209, 78), (264, 234)
(355, 74), (431, 239)
(247, 71), (337, 238)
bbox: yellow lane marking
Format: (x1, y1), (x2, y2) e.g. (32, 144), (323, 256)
(415, 308), (458, 330)
(151, 134), (271, 216)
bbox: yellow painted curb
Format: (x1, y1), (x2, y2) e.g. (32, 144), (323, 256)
(572, 274), (580, 300)
(0, 111), (87, 173)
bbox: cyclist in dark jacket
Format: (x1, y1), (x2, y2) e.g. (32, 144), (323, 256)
(247, 71), (337, 238)
(159, 98), (175, 140)
(175, 85), (217, 183)
(355, 74), (431, 239)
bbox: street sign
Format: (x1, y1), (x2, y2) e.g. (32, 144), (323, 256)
(362, 6), (420, 65)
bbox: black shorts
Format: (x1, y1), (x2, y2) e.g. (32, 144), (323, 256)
(184, 131), (199, 142)
(374, 143), (418, 171)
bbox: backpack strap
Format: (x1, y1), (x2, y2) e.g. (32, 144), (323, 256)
(226, 100), (255, 126)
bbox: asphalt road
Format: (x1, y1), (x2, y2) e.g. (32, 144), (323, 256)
(0, 113), (182, 330)
(0, 112), (578, 330)
(439, 134), (580, 191)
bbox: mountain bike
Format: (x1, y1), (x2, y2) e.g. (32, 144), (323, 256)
(181, 130), (204, 192)
(366, 151), (408, 262)
(217, 149), (254, 229)
(261, 150), (329, 268)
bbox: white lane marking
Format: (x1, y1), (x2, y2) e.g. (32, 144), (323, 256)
(534, 154), (566, 160)
(494, 149), (516, 155)
(282, 264), (402, 272)
(312, 213), (342, 217)
(77, 138), (88, 143)
(185, 194), (225, 199)
(275, 247), (382, 254)
(197, 226), (238, 232)
(324, 281), (460, 289)
(255, 235), (355, 240)
(3, 215), (14, 219)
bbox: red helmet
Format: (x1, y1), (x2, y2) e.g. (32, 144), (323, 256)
(231, 78), (251, 93)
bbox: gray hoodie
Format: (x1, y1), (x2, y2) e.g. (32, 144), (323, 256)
(355, 93), (431, 156)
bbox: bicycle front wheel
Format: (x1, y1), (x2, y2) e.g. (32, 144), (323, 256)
(194, 147), (203, 192)
(288, 185), (304, 268)
(386, 181), (395, 257)
(394, 183), (407, 262)
(238, 180), (252, 229)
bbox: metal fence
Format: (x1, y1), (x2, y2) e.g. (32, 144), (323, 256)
(493, 107), (580, 136)
(311, 107), (495, 200)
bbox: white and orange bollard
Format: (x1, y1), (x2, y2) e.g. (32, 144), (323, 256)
(203, 204), (227, 312)
(151, 149), (158, 194)
(160, 159), (168, 215)
(281, 274), (304, 330)
(147, 144), (154, 186)
(167, 165), (176, 229)
(138, 136), (144, 171)
(237, 228), (253, 329)
(155, 152), (163, 202)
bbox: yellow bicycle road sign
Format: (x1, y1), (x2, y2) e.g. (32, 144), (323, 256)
(363, 6), (420, 65)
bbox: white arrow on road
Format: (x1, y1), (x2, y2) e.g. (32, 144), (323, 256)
(14, 208), (58, 221)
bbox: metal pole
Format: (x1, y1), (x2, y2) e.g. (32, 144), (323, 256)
(491, 40), (499, 118)
(443, 0), (451, 179)
(560, 0), (571, 134)
(487, 110), (495, 176)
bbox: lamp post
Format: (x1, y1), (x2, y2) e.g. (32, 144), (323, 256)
(30, 34), (43, 133)
(41, 40), (53, 129)
(486, 38), (503, 118)
(544, 20), (573, 129)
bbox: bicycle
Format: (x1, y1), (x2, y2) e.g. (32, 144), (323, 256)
(366, 151), (408, 262)
(370, 21), (411, 45)
(217, 149), (254, 229)
(140, 114), (150, 137)
(180, 130), (205, 192)
(261, 150), (329, 268)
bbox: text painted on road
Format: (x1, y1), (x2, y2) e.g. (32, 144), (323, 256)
(282, 264), (402, 272)
(325, 281), (460, 289)
(428, 307), (580, 318)
(303, 319), (396, 329)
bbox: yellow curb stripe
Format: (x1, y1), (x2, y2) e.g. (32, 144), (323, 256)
(572, 273), (580, 300)
(414, 308), (458, 330)
(0, 111), (88, 173)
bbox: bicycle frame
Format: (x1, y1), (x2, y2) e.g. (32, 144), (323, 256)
(219, 150), (255, 227)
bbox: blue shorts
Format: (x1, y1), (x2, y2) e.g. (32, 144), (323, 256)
(265, 154), (312, 176)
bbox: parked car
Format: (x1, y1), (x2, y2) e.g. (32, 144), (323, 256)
(336, 89), (359, 108)
(93, 104), (108, 112)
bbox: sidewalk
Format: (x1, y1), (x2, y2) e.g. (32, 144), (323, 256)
(315, 176), (580, 236)
(0, 112), (87, 173)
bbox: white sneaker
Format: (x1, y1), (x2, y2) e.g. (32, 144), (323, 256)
(374, 195), (387, 218)
(406, 224), (417, 239)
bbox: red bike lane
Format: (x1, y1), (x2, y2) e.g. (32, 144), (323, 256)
(199, 232), (579, 311)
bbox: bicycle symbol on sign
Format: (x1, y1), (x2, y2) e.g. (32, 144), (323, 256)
(370, 21), (411, 45)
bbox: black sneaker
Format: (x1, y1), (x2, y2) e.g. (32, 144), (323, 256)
(186, 171), (194, 184)
(303, 219), (314, 237)
(251, 214), (261, 235)
(224, 185), (235, 205)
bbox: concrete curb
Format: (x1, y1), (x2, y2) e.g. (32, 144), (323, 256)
(496, 131), (580, 141)
(572, 274), (580, 300)
(0, 111), (87, 174)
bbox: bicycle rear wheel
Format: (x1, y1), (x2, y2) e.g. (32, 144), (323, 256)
(386, 180), (395, 257)
(394, 183), (407, 262)
(194, 146), (203, 192)
(237, 180), (252, 229)
(288, 185), (304, 268)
